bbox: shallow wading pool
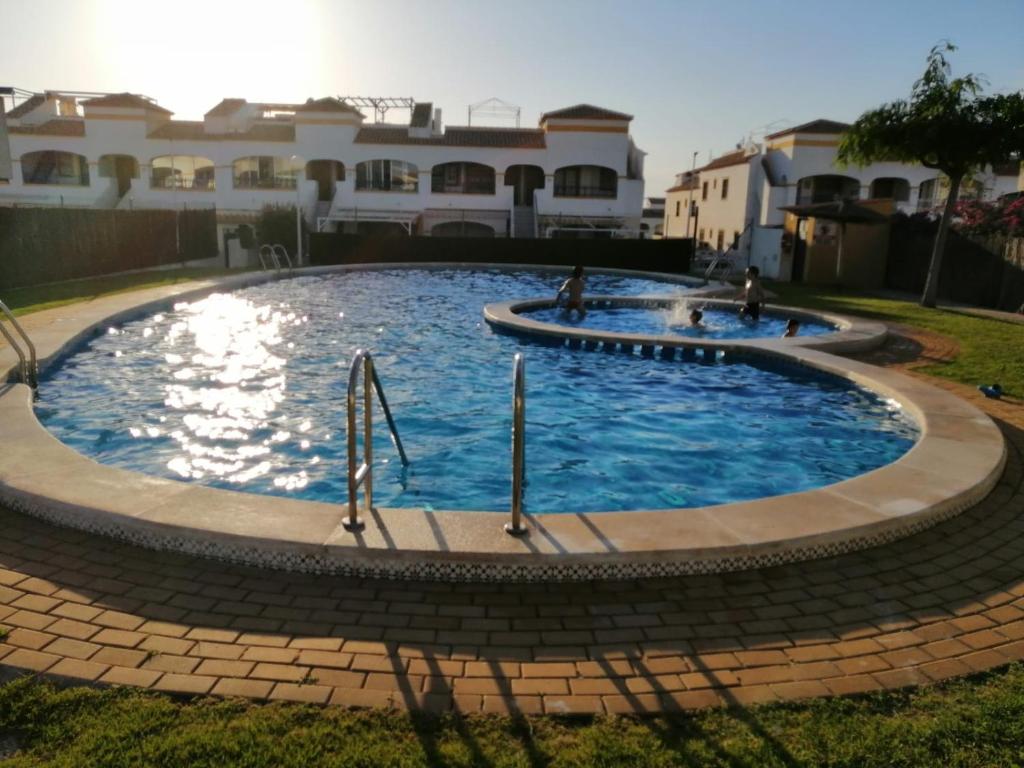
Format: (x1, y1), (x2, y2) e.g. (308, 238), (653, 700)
(37, 268), (918, 514)
(520, 303), (836, 340)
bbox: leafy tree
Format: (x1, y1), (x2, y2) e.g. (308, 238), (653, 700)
(838, 43), (1024, 307)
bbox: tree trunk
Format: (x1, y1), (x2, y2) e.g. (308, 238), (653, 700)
(921, 174), (962, 308)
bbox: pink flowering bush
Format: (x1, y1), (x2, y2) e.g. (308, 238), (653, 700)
(953, 196), (1024, 237)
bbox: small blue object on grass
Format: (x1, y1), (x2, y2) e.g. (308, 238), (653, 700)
(978, 384), (1003, 399)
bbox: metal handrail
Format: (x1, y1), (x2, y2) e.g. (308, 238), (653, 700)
(257, 244), (277, 272)
(0, 301), (38, 389)
(505, 353), (527, 536)
(272, 244), (293, 274)
(343, 349), (408, 532)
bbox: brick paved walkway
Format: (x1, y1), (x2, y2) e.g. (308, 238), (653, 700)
(1, 325), (1023, 713)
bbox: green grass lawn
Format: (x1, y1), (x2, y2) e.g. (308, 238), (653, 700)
(2, 665), (1024, 767)
(767, 282), (1024, 398)
(1, 269), (242, 318)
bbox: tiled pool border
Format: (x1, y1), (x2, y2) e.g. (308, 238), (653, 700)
(0, 265), (1006, 582)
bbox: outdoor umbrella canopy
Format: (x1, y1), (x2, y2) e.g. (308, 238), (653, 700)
(779, 199), (890, 281)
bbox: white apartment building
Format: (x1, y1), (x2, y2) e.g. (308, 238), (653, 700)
(667, 119), (1021, 278)
(663, 170), (698, 239)
(0, 91), (647, 242)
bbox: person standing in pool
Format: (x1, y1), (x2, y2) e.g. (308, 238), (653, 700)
(737, 266), (765, 321)
(782, 318), (800, 337)
(557, 265), (587, 317)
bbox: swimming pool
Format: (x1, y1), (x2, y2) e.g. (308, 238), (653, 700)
(37, 268), (918, 514)
(521, 302), (836, 340)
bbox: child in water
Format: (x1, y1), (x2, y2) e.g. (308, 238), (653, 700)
(738, 266), (765, 321)
(557, 265), (587, 317)
(689, 308), (704, 328)
(782, 318), (800, 338)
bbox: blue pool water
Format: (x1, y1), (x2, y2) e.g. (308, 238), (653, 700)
(37, 268), (917, 513)
(523, 304), (836, 340)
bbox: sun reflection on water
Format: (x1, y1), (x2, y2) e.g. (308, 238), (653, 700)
(158, 293), (306, 486)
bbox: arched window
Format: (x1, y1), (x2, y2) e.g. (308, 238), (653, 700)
(870, 177), (910, 201)
(355, 160), (418, 192)
(232, 156), (303, 189)
(431, 162), (495, 194)
(151, 155), (215, 190)
(21, 151), (90, 186)
(795, 174), (859, 204)
(553, 165), (617, 198)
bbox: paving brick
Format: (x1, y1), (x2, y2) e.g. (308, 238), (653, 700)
(99, 666), (163, 688)
(268, 683), (332, 704)
(153, 674), (217, 696)
(5, 627), (56, 650)
(92, 629), (145, 648)
(250, 662), (310, 682)
(195, 659), (254, 678)
(143, 654), (201, 674)
(2, 648), (60, 672)
(48, 658), (110, 682)
(43, 637), (101, 660)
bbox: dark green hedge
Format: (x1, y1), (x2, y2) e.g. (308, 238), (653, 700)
(0, 207), (218, 289)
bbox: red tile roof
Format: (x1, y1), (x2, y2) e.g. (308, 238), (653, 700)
(295, 97), (363, 116)
(354, 126), (546, 149)
(540, 104), (633, 122)
(666, 180), (699, 192)
(697, 149), (752, 172)
(7, 119), (86, 137)
(81, 92), (172, 114)
(765, 119), (850, 140)
(6, 94), (46, 119)
(147, 121), (295, 142)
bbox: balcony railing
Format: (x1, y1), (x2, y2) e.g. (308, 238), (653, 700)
(553, 185), (617, 199)
(151, 176), (215, 191)
(233, 176), (298, 190)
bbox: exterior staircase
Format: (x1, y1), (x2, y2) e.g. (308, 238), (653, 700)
(512, 205), (535, 239)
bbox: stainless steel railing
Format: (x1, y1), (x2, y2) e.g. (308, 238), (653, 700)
(505, 352), (527, 536)
(271, 244), (293, 275)
(343, 349), (408, 532)
(0, 300), (38, 390)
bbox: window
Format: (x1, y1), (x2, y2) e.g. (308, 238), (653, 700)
(431, 162), (496, 194)
(675, 200), (681, 217)
(151, 155), (215, 190)
(355, 160), (419, 192)
(698, 228), (705, 241)
(701, 181), (708, 201)
(716, 230), (725, 251)
(733, 231), (740, 249)
(721, 178), (729, 200)
(796, 175), (859, 204)
(232, 156), (302, 189)
(553, 165), (617, 198)
(21, 151), (90, 186)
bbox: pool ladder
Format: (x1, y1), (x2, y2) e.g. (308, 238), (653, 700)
(342, 349), (528, 536)
(343, 349), (409, 531)
(0, 300), (38, 391)
(258, 244), (294, 276)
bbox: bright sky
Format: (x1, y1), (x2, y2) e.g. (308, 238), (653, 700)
(2, 0), (1022, 194)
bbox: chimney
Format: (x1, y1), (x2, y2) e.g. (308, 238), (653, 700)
(432, 108), (443, 136)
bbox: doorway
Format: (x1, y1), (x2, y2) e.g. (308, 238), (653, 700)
(792, 218), (808, 282)
(305, 160), (345, 202)
(504, 165), (545, 206)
